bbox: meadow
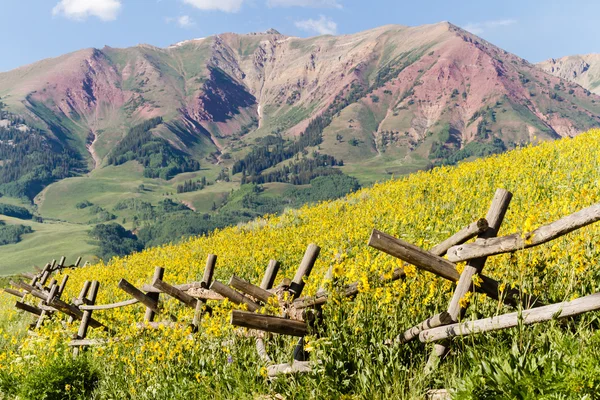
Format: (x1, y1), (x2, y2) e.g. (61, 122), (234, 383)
(2, 129), (600, 399)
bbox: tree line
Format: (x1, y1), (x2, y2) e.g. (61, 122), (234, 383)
(107, 117), (200, 180)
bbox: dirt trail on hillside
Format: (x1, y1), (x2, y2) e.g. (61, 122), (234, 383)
(87, 131), (101, 170)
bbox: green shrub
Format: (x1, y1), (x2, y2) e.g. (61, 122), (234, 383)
(0, 369), (19, 397)
(19, 356), (100, 400)
(75, 200), (93, 209)
(0, 221), (33, 245)
(0, 203), (32, 219)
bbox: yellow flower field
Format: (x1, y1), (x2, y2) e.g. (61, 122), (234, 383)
(2, 129), (600, 399)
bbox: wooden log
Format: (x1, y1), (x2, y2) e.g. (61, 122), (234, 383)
(11, 281), (49, 302)
(446, 189), (513, 318)
(36, 283), (58, 329)
(118, 279), (159, 313)
(420, 292), (600, 342)
(11, 280), (36, 293)
(193, 254), (218, 329)
(260, 260), (280, 291)
(430, 189), (512, 364)
(35, 277), (56, 293)
(48, 297), (105, 329)
(69, 281), (91, 324)
(201, 254), (217, 288)
(447, 202), (600, 262)
(69, 339), (108, 347)
(256, 338), (271, 363)
(4, 288), (25, 299)
(141, 281), (202, 293)
(20, 272), (36, 280)
(397, 312), (455, 344)
(73, 281), (99, 356)
(369, 230), (461, 281)
(39, 304), (59, 312)
(367, 230), (531, 308)
(74, 256), (82, 267)
(187, 288), (224, 301)
(57, 275), (69, 295)
(267, 361), (314, 377)
(290, 244), (321, 299)
(15, 301), (43, 316)
(38, 263), (51, 286)
(152, 279), (198, 308)
(229, 275), (273, 304)
(294, 264), (331, 361)
(80, 298), (139, 311)
(58, 256), (66, 269)
(231, 310), (307, 336)
(210, 281), (260, 312)
(145, 267), (164, 322)
(429, 219), (489, 257)
(256, 260), (280, 363)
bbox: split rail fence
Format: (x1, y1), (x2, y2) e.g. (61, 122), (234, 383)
(4, 188), (600, 378)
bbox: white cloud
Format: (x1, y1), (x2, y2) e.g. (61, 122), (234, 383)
(52, 0), (122, 21)
(267, 0), (342, 8)
(183, 0), (245, 12)
(295, 15), (337, 35)
(177, 15), (195, 28)
(463, 19), (517, 35)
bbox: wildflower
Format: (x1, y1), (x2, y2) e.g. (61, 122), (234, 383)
(459, 292), (473, 308)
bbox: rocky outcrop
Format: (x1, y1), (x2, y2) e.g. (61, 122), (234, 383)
(538, 54), (600, 95)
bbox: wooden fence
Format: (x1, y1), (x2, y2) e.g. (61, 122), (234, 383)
(5, 188), (600, 379)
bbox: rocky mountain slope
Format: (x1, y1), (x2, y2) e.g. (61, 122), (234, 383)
(538, 54), (600, 95)
(0, 22), (599, 198)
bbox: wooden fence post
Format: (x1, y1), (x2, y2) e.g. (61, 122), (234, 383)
(145, 267), (164, 322)
(260, 260), (280, 292)
(35, 282), (58, 329)
(193, 254), (217, 330)
(290, 244), (321, 299)
(256, 260), (280, 363)
(69, 281), (91, 324)
(427, 189), (512, 370)
(73, 281), (99, 356)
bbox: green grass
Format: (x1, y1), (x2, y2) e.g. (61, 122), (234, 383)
(0, 215), (96, 275)
(36, 161), (226, 225)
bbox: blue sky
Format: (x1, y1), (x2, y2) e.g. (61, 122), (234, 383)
(1, 0), (598, 72)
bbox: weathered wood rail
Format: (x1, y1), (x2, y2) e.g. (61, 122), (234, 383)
(367, 189), (600, 373)
(420, 292), (600, 342)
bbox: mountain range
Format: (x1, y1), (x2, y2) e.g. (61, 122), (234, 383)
(0, 22), (599, 270)
(538, 54), (600, 95)
(1, 23), (599, 185)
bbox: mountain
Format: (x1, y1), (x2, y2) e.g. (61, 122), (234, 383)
(1, 23), (599, 196)
(537, 54), (600, 95)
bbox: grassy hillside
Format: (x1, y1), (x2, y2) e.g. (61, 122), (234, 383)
(0, 216), (95, 275)
(2, 129), (600, 398)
